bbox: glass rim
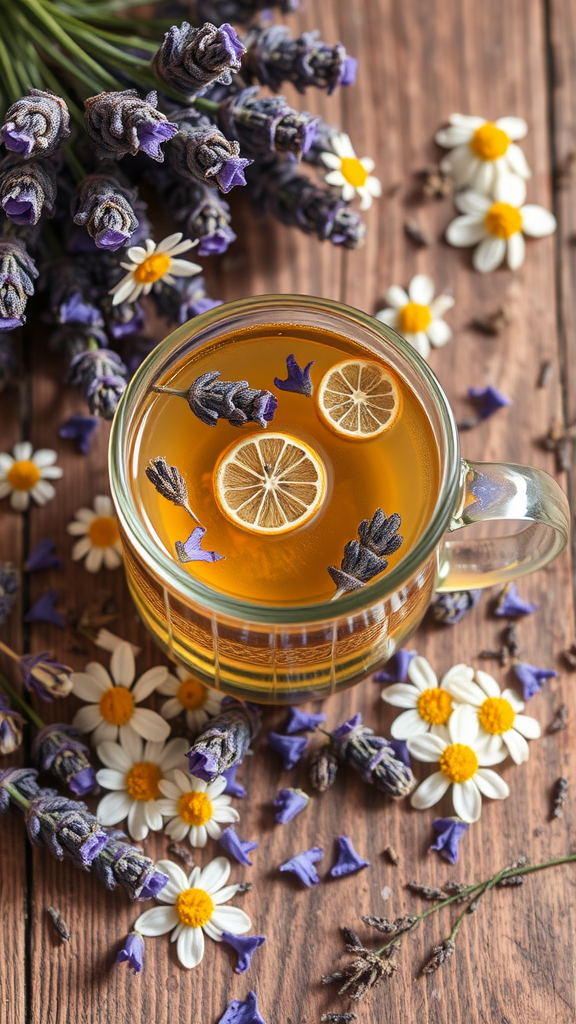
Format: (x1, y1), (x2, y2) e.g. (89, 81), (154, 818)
(109, 293), (461, 625)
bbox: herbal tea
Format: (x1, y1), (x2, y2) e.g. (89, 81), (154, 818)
(129, 323), (440, 606)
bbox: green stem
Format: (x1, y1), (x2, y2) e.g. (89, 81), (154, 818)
(1, 781), (31, 810)
(19, 0), (123, 89)
(12, 8), (108, 95)
(151, 385), (189, 399)
(63, 144), (87, 184)
(36, 61), (85, 128)
(193, 97), (220, 115)
(0, 673), (45, 729)
(0, 30), (24, 102)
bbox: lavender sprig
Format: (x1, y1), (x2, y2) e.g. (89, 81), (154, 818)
(328, 714), (414, 798)
(153, 371), (277, 428)
(145, 456), (200, 522)
(328, 509), (403, 598)
(71, 174), (141, 252)
(32, 724), (97, 796)
(187, 700), (261, 781)
(166, 116), (252, 193)
(1, 89), (70, 158)
(153, 22), (245, 98)
(66, 348), (128, 420)
(0, 155), (57, 226)
(84, 90), (178, 162)
(243, 25), (356, 95)
(218, 87), (318, 158)
(91, 828), (169, 900)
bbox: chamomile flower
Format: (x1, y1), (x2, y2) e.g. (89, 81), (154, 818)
(71, 641), (171, 746)
(158, 769), (239, 847)
(435, 114), (530, 202)
(408, 705), (509, 823)
(157, 666), (224, 735)
(134, 857), (251, 969)
(109, 232), (201, 306)
(0, 442), (62, 511)
(442, 668), (541, 764)
(321, 133), (381, 210)
(67, 495), (123, 573)
(375, 275), (454, 359)
(446, 190), (556, 273)
(381, 655), (472, 740)
(96, 731), (189, 841)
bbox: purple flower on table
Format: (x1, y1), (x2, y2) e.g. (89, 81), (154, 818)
(468, 385), (511, 421)
(513, 663), (557, 701)
(66, 348), (128, 420)
(25, 789), (108, 869)
(430, 817), (469, 865)
(219, 825), (258, 866)
(116, 931), (144, 974)
(273, 787), (310, 824)
(430, 589), (482, 625)
(59, 415), (99, 455)
(273, 354), (315, 397)
(24, 538), (63, 573)
(0, 692), (24, 756)
(0, 155), (56, 226)
(175, 527), (224, 564)
(153, 22), (245, 98)
(374, 648), (416, 684)
(167, 116), (252, 194)
(32, 723), (97, 796)
(284, 707), (326, 734)
(218, 88), (319, 159)
(217, 990), (267, 1024)
(267, 731), (307, 769)
(494, 582), (538, 618)
(24, 589), (65, 628)
(221, 932), (266, 974)
(19, 652), (73, 701)
(243, 24), (356, 96)
(332, 713), (362, 738)
(84, 89), (178, 162)
(186, 700), (261, 781)
(0, 238), (38, 330)
(279, 846), (323, 887)
(1, 89), (70, 158)
(91, 828), (168, 900)
(388, 739), (411, 768)
(58, 291), (103, 327)
(329, 835), (369, 878)
(223, 764), (247, 799)
(71, 174), (140, 252)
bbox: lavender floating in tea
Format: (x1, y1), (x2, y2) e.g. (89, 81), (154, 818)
(152, 371), (277, 428)
(328, 508), (403, 598)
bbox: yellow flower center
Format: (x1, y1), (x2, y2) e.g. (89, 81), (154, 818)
(88, 515), (120, 549)
(478, 696), (515, 735)
(417, 687), (453, 725)
(177, 790), (213, 826)
(125, 761), (163, 801)
(7, 459), (41, 491)
(99, 686), (135, 726)
(470, 122), (510, 160)
(176, 887), (215, 928)
(177, 677), (207, 711)
(133, 252), (172, 284)
(399, 302), (432, 335)
(340, 156), (368, 188)
(439, 743), (478, 784)
(485, 202), (523, 239)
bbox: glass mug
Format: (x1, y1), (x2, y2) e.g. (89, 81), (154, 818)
(109, 295), (569, 704)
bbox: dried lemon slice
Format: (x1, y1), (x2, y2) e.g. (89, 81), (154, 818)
(317, 358), (400, 440)
(214, 432), (326, 535)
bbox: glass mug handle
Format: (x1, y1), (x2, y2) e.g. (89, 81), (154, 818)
(437, 459), (570, 591)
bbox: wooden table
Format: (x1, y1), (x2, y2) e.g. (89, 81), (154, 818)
(2, 1), (576, 1021)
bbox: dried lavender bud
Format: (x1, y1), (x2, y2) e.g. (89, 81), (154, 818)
(404, 219), (430, 247)
(160, 178), (236, 254)
(442, 881), (470, 895)
(0, 562), (20, 625)
(154, 370), (277, 428)
(549, 704), (568, 733)
(0, 155), (56, 226)
(236, 881), (253, 894)
(496, 874), (526, 887)
(25, 791), (108, 869)
(406, 881), (447, 900)
(308, 745), (338, 792)
(66, 348), (127, 420)
(91, 828), (168, 900)
(71, 174), (140, 252)
(166, 118), (251, 193)
(187, 700), (261, 781)
(323, 947), (396, 1000)
(341, 926), (363, 948)
(32, 724), (96, 796)
(329, 510), (403, 597)
(20, 652), (73, 700)
(431, 589), (481, 625)
(469, 306), (512, 335)
(243, 24), (356, 95)
(145, 455), (200, 521)
(47, 906), (70, 942)
(1, 89), (70, 158)
(384, 845), (399, 865)
(84, 90), (178, 162)
(167, 842), (195, 870)
(553, 777), (569, 819)
(0, 693), (24, 755)
(320, 1015), (357, 1023)
(503, 622), (521, 658)
(538, 360), (554, 387)
(422, 938), (455, 975)
(330, 716), (414, 798)
(153, 22), (245, 97)
(0, 237), (38, 329)
(218, 87), (318, 158)
(361, 914), (418, 935)
(418, 164), (454, 199)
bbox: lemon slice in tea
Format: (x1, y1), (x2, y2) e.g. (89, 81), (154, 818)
(316, 359), (400, 440)
(214, 432), (326, 535)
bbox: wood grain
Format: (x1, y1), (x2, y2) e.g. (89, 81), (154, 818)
(1, 0), (576, 1022)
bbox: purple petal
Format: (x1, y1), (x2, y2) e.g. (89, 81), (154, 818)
(279, 847), (323, 887)
(24, 590), (65, 628)
(175, 527), (224, 564)
(340, 55), (358, 87)
(3, 193), (35, 225)
(388, 739), (411, 767)
(187, 749), (219, 780)
(494, 582), (538, 618)
(267, 731), (307, 769)
(2, 127), (34, 156)
(332, 713), (362, 738)
(273, 354), (314, 397)
(217, 991), (267, 1024)
(513, 663), (557, 701)
(219, 825), (258, 866)
(0, 316), (24, 331)
(59, 415), (99, 455)
(68, 766), (97, 797)
(197, 230), (236, 257)
(374, 648), (416, 683)
(223, 764), (247, 799)
(285, 707), (326, 734)
(329, 834), (369, 878)
(219, 24), (246, 64)
(116, 931), (144, 974)
(137, 120), (178, 159)
(468, 385), (511, 421)
(221, 933), (265, 974)
(96, 228), (130, 251)
(24, 538), (63, 573)
(140, 869), (168, 900)
(430, 817), (469, 864)
(273, 788), (309, 824)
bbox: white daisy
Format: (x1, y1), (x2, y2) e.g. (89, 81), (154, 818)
(0, 442), (62, 511)
(408, 704), (509, 823)
(109, 232), (201, 306)
(67, 494), (123, 573)
(446, 190), (556, 273)
(157, 666), (224, 735)
(321, 133), (382, 210)
(135, 857), (251, 969)
(158, 769), (239, 847)
(442, 668), (541, 765)
(381, 655), (472, 740)
(435, 114), (531, 203)
(375, 275), (454, 359)
(96, 731), (189, 841)
(71, 641), (171, 746)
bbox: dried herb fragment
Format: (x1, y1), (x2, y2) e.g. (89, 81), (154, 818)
(417, 164), (454, 199)
(167, 843), (195, 870)
(542, 419), (576, 472)
(384, 845), (399, 865)
(330, 714), (414, 797)
(322, 946), (397, 1000)
(47, 905), (70, 942)
(469, 306), (512, 335)
(152, 371), (277, 428)
(553, 777), (568, 819)
(406, 881), (447, 900)
(549, 703), (568, 733)
(361, 914), (418, 935)
(341, 926), (363, 948)
(422, 938), (455, 974)
(145, 456), (200, 522)
(538, 360), (554, 388)
(235, 882), (253, 895)
(320, 1015), (357, 1022)
(328, 509), (403, 598)
(404, 219), (430, 246)
(175, 527), (224, 564)
(309, 745), (338, 792)
(554, 149), (576, 190)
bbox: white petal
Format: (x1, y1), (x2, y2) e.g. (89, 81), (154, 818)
(11, 490), (30, 511)
(452, 780), (482, 823)
(211, 806), (238, 825)
(72, 704), (102, 734)
(357, 187), (373, 211)
(448, 704), (478, 744)
(144, 799), (163, 831)
(440, 146), (477, 187)
(130, 707), (171, 741)
(96, 769), (127, 791)
(210, 906), (251, 936)
(158, 779), (183, 800)
(332, 133), (355, 159)
(470, 159), (496, 194)
(126, 245), (147, 264)
(408, 656), (438, 692)
(444, 678), (484, 706)
(71, 671), (110, 702)
(505, 143), (531, 177)
(128, 800), (148, 841)
(31, 481), (56, 506)
(427, 319), (452, 347)
(155, 859), (189, 900)
(361, 156), (376, 173)
(429, 294), (455, 318)
(493, 171), (527, 206)
(135, 905), (179, 936)
(103, 547), (122, 570)
(512, 714), (541, 739)
(520, 205), (557, 238)
(0, 453), (13, 473)
(390, 708), (429, 740)
(320, 152), (342, 169)
(340, 183), (356, 202)
(169, 259), (202, 277)
(502, 688), (524, 713)
(93, 495), (113, 516)
(96, 790), (132, 825)
(199, 857), (230, 895)
(161, 697), (183, 720)
(454, 190), (492, 216)
(155, 232), (183, 254)
(159, 738), (189, 771)
(110, 642), (135, 688)
(502, 729), (529, 764)
(407, 733), (446, 762)
(374, 308), (400, 328)
(446, 215), (488, 248)
(165, 818), (190, 842)
(67, 519), (90, 536)
(384, 285), (409, 309)
(13, 441), (32, 460)
(405, 332), (430, 358)
(380, 683), (419, 708)
(86, 545), (106, 573)
(177, 926), (204, 969)
(495, 116), (528, 141)
(31, 448), (57, 468)
(71, 537), (92, 561)
(474, 671), (501, 698)
(96, 740), (132, 772)
(92, 720), (118, 746)
(0, 481), (13, 498)
(119, 726), (143, 763)
(410, 771), (450, 810)
(408, 274), (435, 305)
(206, 776), (228, 799)
(476, 744), (508, 767)
(324, 170), (346, 187)
(110, 275), (137, 306)
(472, 235), (506, 273)
(434, 125), (475, 148)
(133, 665), (169, 703)
(157, 677), (179, 696)
(475, 768), (510, 799)
(507, 232), (526, 270)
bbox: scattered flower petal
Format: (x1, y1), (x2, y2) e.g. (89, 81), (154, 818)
(116, 931), (144, 974)
(273, 787), (310, 824)
(24, 538), (63, 573)
(431, 590), (481, 625)
(217, 991), (266, 1024)
(274, 354), (314, 396)
(223, 764), (247, 799)
(267, 731), (307, 769)
(494, 582), (537, 618)
(279, 847), (323, 886)
(24, 590), (65, 628)
(374, 648), (416, 683)
(513, 663), (557, 701)
(59, 414), (99, 454)
(221, 933), (265, 975)
(219, 825), (258, 866)
(284, 707), (326, 734)
(468, 385), (511, 420)
(430, 817), (469, 864)
(329, 835), (369, 877)
(175, 527), (225, 564)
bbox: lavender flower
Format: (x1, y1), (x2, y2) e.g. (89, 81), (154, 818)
(0, 562), (20, 624)
(164, 181), (236, 254)
(430, 590), (482, 625)
(0, 237), (38, 329)
(285, 707), (326, 733)
(330, 714), (415, 798)
(223, 764), (247, 798)
(222, 932), (265, 974)
(513, 663), (557, 701)
(274, 354), (314, 397)
(116, 931), (144, 974)
(279, 846), (323, 886)
(59, 414), (99, 454)
(273, 787), (310, 823)
(187, 700), (261, 780)
(468, 385), (511, 420)
(160, 370), (277, 428)
(219, 88), (318, 158)
(267, 731), (307, 769)
(1, 89), (70, 158)
(24, 538), (63, 573)
(494, 582), (538, 618)
(374, 649), (416, 684)
(217, 990), (267, 1024)
(153, 22), (245, 97)
(57, 291), (103, 327)
(20, 652), (73, 700)
(0, 693), (24, 756)
(25, 790), (108, 869)
(0, 155), (56, 225)
(24, 590), (65, 628)
(92, 828), (168, 900)
(71, 175), (140, 251)
(149, 273), (222, 322)
(84, 90), (178, 162)
(0, 767), (41, 812)
(330, 835), (370, 877)
(243, 25), (356, 95)
(32, 724), (96, 796)
(329, 510), (403, 597)
(175, 527), (225, 564)
(389, 740), (411, 768)
(219, 824), (258, 865)
(66, 348), (128, 419)
(167, 118), (251, 193)
(430, 817), (469, 864)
